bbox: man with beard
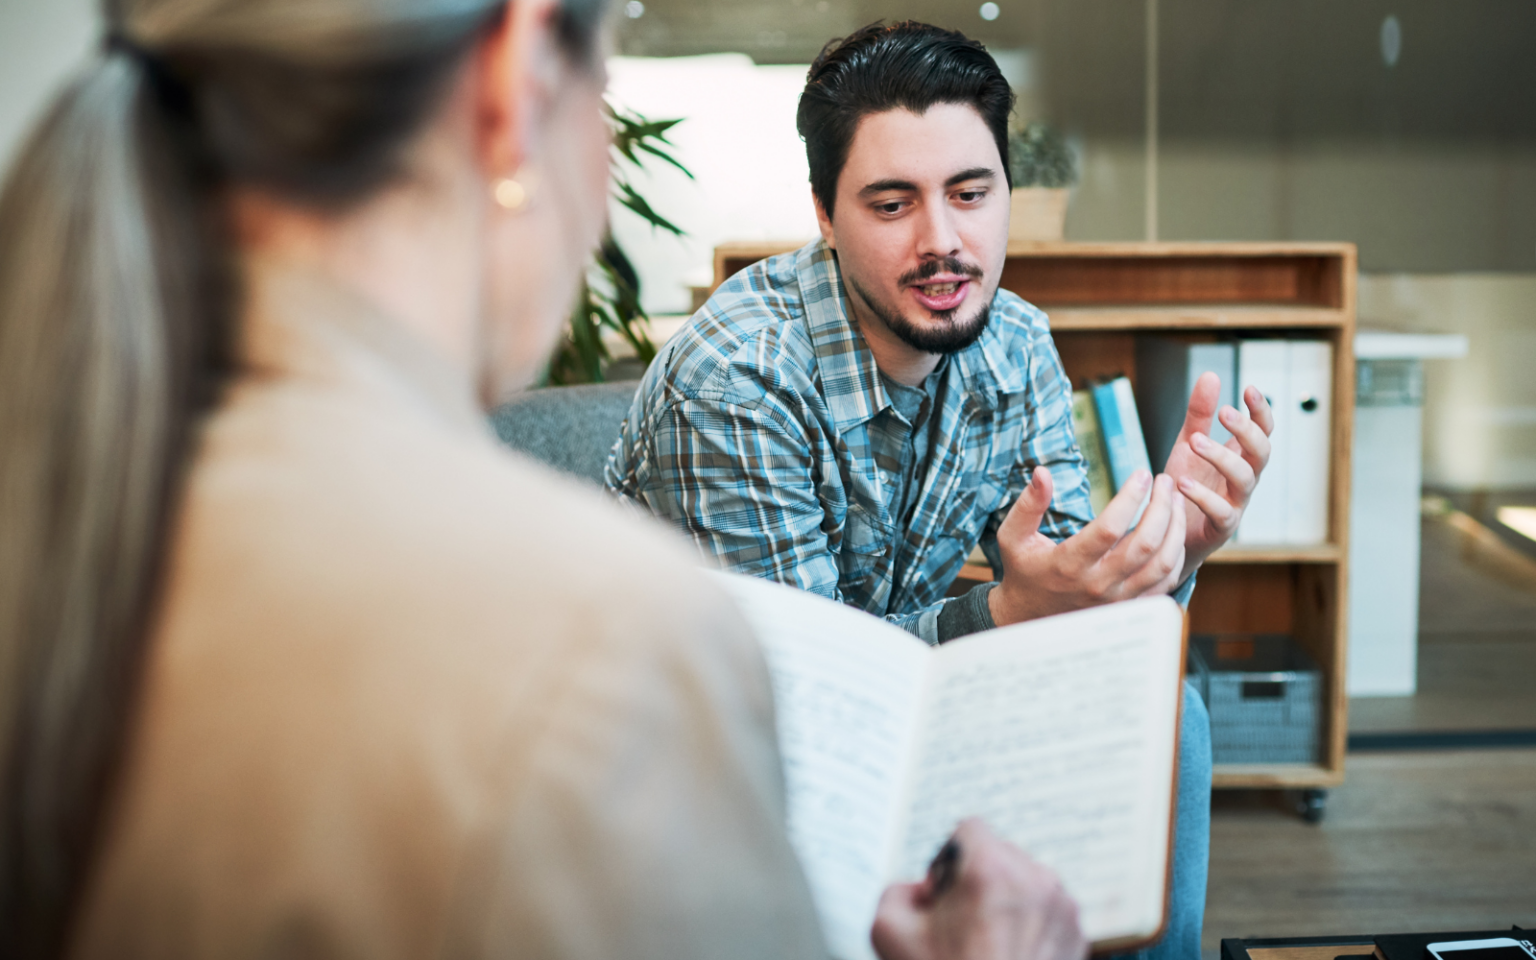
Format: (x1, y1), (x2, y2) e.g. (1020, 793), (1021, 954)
(606, 22), (1274, 960)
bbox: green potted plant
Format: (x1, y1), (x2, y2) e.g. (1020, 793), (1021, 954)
(1006, 122), (1077, 243)
(547, 105), (691, 385)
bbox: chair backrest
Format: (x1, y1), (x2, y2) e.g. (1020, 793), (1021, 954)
(489, 381), (640, 486)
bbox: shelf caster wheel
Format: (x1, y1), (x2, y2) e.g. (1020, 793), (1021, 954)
(1297, 788), (1327, 823)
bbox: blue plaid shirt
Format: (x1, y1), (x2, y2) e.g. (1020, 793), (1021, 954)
(606, 239), (1103, 642)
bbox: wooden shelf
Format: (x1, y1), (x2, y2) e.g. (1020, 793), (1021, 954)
(999, 240), (1356, 258)
(1205, 543), (1342, 564)
(1041, 304), (1347, 332)
(1212, 763), (1345, 789)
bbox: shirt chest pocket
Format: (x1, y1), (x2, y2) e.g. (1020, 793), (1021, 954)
(836, 502), (895, 604)
(956, 463), (1015, 529)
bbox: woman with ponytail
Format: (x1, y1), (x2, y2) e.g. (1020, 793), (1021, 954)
(0, 1), (1088, 958)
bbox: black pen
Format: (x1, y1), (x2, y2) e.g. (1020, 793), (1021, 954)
(927, 839), (962, 900)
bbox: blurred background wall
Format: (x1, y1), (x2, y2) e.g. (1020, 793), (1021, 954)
(3, 0), (1531, 489)
(0, 0), (96, 172)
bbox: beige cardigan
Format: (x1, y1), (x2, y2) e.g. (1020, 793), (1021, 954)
(71, 262), (827, 959)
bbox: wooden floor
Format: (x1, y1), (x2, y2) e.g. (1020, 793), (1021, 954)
(1352, 508), (1536, 733)
(1204, 506), (1536, 956)
(1203, 749), (1536, 956)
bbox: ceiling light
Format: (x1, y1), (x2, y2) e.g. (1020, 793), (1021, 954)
(980, 2), (1000, 21)
(625, 0), (645, 18)
(1380, 15), (1401, 67)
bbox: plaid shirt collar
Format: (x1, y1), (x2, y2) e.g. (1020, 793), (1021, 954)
(794, 239), (1027, 433)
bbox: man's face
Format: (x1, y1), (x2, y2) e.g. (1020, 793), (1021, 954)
(817, 102), (1010, 355)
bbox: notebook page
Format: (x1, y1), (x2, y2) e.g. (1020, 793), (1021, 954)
(890, 597), (1183, 946)
(711, 572), (930, 960)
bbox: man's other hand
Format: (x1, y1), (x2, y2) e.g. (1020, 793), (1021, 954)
(987, 462), (1187, 626)
(871, 819), (1088, 960)
(1165, 373), (1275, 580)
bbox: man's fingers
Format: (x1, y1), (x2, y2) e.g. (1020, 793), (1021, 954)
(1243, 384), (1276, 436)
(1172, 371), (1222, 467)
(1070, 469), (1151, 556)
(1219, 404), (1272, 476)
(997, 466), (1054, 547)
(1127, 495), (1186, 596)
(1104, 474), (1181, 591)
(1192, 431), (1257, 499)
(1105, 473), (1175, 572)
(1178, 475), (1239, 536)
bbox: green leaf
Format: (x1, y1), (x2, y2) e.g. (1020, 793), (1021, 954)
(553, 104), (686, 385)
(615, 182), (685, 236)
(636, 140), (695, 179)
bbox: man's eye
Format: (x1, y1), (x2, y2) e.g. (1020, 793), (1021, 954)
(875, 201), (905, 215)
(956, 190), (987, 203)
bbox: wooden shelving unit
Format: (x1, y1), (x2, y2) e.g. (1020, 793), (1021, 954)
(712, 240), (1357, 792)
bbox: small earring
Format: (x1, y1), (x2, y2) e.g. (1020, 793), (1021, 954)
(493, 177), (528, 211)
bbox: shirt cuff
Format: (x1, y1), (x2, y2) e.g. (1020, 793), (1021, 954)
(910, 603), (943, 646)
(1172, 569), (1198, 608)
(936, 581), (998, 644)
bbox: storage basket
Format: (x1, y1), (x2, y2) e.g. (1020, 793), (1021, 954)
(1189, 634), (1321, 764)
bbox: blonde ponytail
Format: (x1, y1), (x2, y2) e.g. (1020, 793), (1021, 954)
(0, 47), (227, 956)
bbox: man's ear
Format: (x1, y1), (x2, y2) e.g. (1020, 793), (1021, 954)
(813, 193), (836, 250)
(478, 0), (562, 180)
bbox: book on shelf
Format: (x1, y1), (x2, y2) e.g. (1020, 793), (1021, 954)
(1133, 338), (1235, 471)
(1090, 377), (1152, 525)
(715, 571), (1186, 960)
(1232, 339), (1333, 545)
(1071, 389), (1115, 516)
(1091, 377), (1153, 492)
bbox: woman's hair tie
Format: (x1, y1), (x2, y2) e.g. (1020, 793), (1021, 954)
(104, 29), (197, 121)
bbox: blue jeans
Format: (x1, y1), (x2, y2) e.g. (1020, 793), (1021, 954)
(1118, 681), (1212, 960)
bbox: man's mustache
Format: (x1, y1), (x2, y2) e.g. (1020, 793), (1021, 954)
(898, 257), (985, 286)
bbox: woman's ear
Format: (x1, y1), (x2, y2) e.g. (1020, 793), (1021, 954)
(477, 0), (563, 181)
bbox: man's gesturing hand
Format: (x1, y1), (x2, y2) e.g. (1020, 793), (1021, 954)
(987, 462), (1186, 627)
(871, 819), (1088, 960)
(1165, 374), (1275, 580)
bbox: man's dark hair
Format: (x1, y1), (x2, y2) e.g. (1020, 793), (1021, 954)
(797, 21), (1015, 219)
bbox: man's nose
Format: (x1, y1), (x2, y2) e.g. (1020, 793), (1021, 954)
(915, 200), (963, 260)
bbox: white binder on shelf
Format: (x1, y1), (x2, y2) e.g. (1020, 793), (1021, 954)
(1284, 340), (1333, 545)
(1234, 340), (1289, 544)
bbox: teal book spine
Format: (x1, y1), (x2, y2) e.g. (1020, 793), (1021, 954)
(1092, 377), (1152, 492)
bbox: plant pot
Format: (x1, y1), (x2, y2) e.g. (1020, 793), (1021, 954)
(1008, 187), (1070, 242)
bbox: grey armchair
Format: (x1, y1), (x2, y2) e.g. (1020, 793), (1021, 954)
(489, 381), (640, 486)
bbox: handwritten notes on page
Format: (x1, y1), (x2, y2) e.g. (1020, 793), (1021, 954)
(894, 598), (1182, 945)
(711, 573), (929, 960)
(714, 572), (1184, 958)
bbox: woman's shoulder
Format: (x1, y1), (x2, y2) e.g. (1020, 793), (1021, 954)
(149, 372), (778, 836)
(82, 383), (797, 956)
(183, 377), (736, 661)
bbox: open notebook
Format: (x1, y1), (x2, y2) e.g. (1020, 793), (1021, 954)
(712, 573), (1185, 960)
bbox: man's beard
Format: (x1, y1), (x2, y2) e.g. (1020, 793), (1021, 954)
(846, 257), (992, 355)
